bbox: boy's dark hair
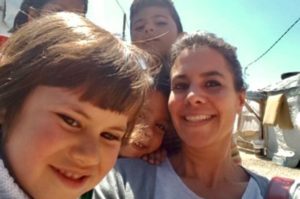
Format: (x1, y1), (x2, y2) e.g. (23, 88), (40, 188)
(151, 61), (170, 98)
(10, 0), (88, 32)
(0, 12), (151, 136)
(130, 0), (183, 34)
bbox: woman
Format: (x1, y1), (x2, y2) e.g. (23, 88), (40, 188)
(0, 12), (150, 199)
(93, 32), (269, 199)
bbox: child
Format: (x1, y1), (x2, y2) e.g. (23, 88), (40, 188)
(10, 0), (88, 32)
(119, 69), (171, 163)
(130, 0), (183, 62)
(118, 0), (183, 163)
(0, 12), (150, 199)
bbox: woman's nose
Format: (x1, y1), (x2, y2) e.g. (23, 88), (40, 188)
(186, 87), (207, 105)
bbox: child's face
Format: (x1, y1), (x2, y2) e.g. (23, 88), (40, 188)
(120, 90), (169, 157)
(28, 0), (85, 20)
(3, 86), (128, 199)
(41, 0), (85, 14)
(131, 6), (179, 57)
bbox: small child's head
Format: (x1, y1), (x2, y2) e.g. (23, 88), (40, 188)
(0, 12), (150, 199)
(10, 0), (88, 32)
(130, 0), (183, 57)
(120, 69), (170, 158)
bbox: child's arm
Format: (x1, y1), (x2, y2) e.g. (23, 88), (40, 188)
(141, 147), (167, 165)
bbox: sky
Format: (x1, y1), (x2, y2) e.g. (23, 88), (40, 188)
(87, 0), (300, 90)
(2, 0), (299, 90)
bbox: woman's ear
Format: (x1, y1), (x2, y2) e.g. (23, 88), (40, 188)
(236, 91), (246, 113)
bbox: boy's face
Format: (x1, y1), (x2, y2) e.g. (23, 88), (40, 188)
(131, 6), (179, 57)
(120, 90), (169, 157)
(3, 86), (127, 199)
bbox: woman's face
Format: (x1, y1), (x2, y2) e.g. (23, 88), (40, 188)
(120, 90), (169, 157)
(168, 47), (245, 148)
(3, 86), (127, 199)
(131, 6), (179, 57)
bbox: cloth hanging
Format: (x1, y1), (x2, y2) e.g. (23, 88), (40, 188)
(263, 94), (293, 129)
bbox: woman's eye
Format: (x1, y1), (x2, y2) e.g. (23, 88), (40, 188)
(58, 114), (81, 128)
(100, 132), (120, 141)
(172, 82), (189, 91)
(205, 80), (221, 88)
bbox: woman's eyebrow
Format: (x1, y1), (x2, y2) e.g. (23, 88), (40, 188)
(200, 71), (225, 79)
(172, 74), (187, 81)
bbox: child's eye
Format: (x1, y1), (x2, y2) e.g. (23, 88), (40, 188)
(58, 114), (81, 128)
(156, 21), (167, 26)
(134, 25), (144, 32)
(171, 82), (189, 91)
(155, 123), (168, 134)
(100, 132), (120, 141)
(205, 80), (222, 88)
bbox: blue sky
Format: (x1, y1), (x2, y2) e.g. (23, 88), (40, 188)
(87, 0), (300, 90)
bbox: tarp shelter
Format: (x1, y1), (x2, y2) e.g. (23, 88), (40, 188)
(0, 0), (21, 36)
(237, 73), (300, 167)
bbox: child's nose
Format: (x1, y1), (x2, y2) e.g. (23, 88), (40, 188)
(144, 24), (154, 34)
(68, 136), (100, 167)
(144, 127), (154, 139)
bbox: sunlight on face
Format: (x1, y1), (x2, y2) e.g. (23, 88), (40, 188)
(4, 86), (128, 199)
(169, 47), (245, 148)
(131, 6), (179, 57)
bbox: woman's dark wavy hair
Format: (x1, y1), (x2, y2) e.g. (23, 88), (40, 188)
(0, 12), (151, 136)
(9, 0), (88, 32)
(170, 32), (246, 92)
(130, 0), (183, 34)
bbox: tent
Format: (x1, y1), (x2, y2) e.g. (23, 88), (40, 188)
(236, 73), (300, 167)
(0, 0), (21, 36)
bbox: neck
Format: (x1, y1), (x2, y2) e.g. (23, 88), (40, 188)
(169, 135), (241, 187)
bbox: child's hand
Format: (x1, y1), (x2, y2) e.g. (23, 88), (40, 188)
(141, 148), (167, 165)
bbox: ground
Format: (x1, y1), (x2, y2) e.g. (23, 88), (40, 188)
(240, 151), (300, 179)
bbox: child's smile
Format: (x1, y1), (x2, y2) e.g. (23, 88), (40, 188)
(4, 86), (128, 199)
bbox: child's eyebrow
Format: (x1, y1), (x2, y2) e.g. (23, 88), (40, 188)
(133, 19), (144, 26)
(153, 15), (168, 19)
(67, 105), (91, 119)
(110, 125), (127, 133)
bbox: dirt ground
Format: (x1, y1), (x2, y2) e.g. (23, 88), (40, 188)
(240, 150), (300, 179)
